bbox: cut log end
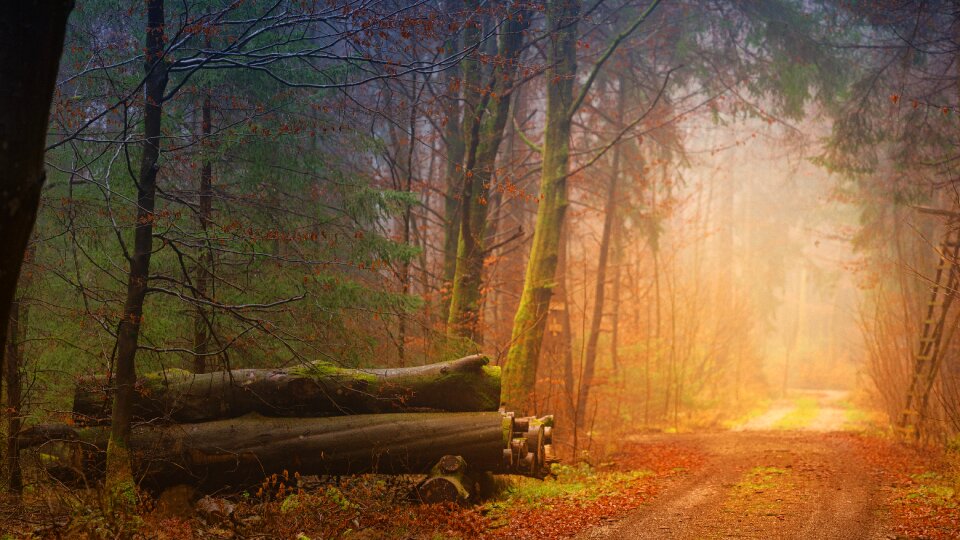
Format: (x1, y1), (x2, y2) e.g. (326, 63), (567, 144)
(418, 455), (474, 504)
(419, 476), (469, 504)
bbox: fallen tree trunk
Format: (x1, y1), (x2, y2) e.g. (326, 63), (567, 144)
(73, 355), (500, 424)
(21, 411), (554, 491)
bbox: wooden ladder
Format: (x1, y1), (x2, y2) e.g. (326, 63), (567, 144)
(900, 227), (960, 430)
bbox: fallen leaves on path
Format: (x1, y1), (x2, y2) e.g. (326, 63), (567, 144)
(843, 432), (960, 540)
(483, 440), (706, 539)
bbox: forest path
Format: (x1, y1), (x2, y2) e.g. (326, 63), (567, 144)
(579, 391), (891, 540)
(735, 388), (851, 432)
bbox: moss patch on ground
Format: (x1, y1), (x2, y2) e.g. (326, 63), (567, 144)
(836, 400), (883, 432)
(486, 463), (651, 512)
(724, 466), (792, 517)
(773, 398), (819, 430)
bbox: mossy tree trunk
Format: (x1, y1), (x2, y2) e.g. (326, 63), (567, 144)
(107, 0), (169, 508)
(441, 3), (466, 321)
(75, 355), (501, 424)
(447, 4), (530, 341)
(501, 0), (579, 412)
(501, 0), (663, 413)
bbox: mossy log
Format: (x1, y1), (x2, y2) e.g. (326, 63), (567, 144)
(21, 411), (555, 491)
(73, 355), (501, 424)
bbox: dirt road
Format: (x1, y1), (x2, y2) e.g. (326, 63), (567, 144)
(580, 391), (893, 539)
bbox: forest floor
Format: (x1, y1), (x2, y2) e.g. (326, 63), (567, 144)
(4, 390), (960, 539)
(577, 389), (959, 540)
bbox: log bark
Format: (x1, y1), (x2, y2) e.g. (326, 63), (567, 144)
(74, 355), (501, 424)
(23, 411), (554, 490)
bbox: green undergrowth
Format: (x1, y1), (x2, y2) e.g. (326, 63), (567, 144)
(836, 399), (884, 432)
(721, 399), (772, 430)
(773, 397), (819, 430)
(3, 463), (655, 539)
(483, 463), (652, 517)
(903, 471), (958, 508)
(887, 444), (960, 538)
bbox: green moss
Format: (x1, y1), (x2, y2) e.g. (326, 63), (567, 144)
(105, 438), (137, 513)
(288, 361), (376, 383)
(141, 367), (192, 386)
(773, 397), (819, 430)
(724, 466), (792, 516)
(280, 494), (300, 513)
(324, 486), (358, 510)
(905, 472), (958, 508)
(483, 462), (651, 517)
(733, 466), (789, 492)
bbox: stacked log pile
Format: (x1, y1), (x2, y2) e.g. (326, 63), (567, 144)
(23, 355), (556, 500)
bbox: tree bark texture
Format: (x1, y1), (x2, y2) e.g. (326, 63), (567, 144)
(502, 0), (579, 412)
(24, 411), (555, 490)
(75, 355), (501, 424)
(193, 87), (214, 374)
(447, 3), (530, 341)
(108, 0), (169, 503)
(441, 3), (466, 320)
(0, 1), (73, 464)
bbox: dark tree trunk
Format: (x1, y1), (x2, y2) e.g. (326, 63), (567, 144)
(447, 5), (530, 341)
(108, 0), (169, 503)
(4, 296), (24, 493)
(25, 411), (555, 490)
(194, 89), (214, 374)
(575, 75), (626, 429)
(0, 5), (73, 474)
(75, 355), (501, 424)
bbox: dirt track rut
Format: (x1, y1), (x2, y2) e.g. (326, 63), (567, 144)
(580, 391), (891, 539)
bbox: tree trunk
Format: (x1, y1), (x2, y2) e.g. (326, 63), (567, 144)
(398, 74), (418, 366)
(108, 0), (169, 506)
(26, 411), (555, 490)
(447, 6), (530, 341)
(4, 296), (24, 493)
(441, 9), (465, 322)
(575, 75), (626, 429)
(502, 0), (579, 412)
(75, 355), (501, 424)
(0, 5), (73, 467)
(194, 88), (214, 374)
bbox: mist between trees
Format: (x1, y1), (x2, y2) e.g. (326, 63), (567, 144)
(3, 0), (960, 507)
